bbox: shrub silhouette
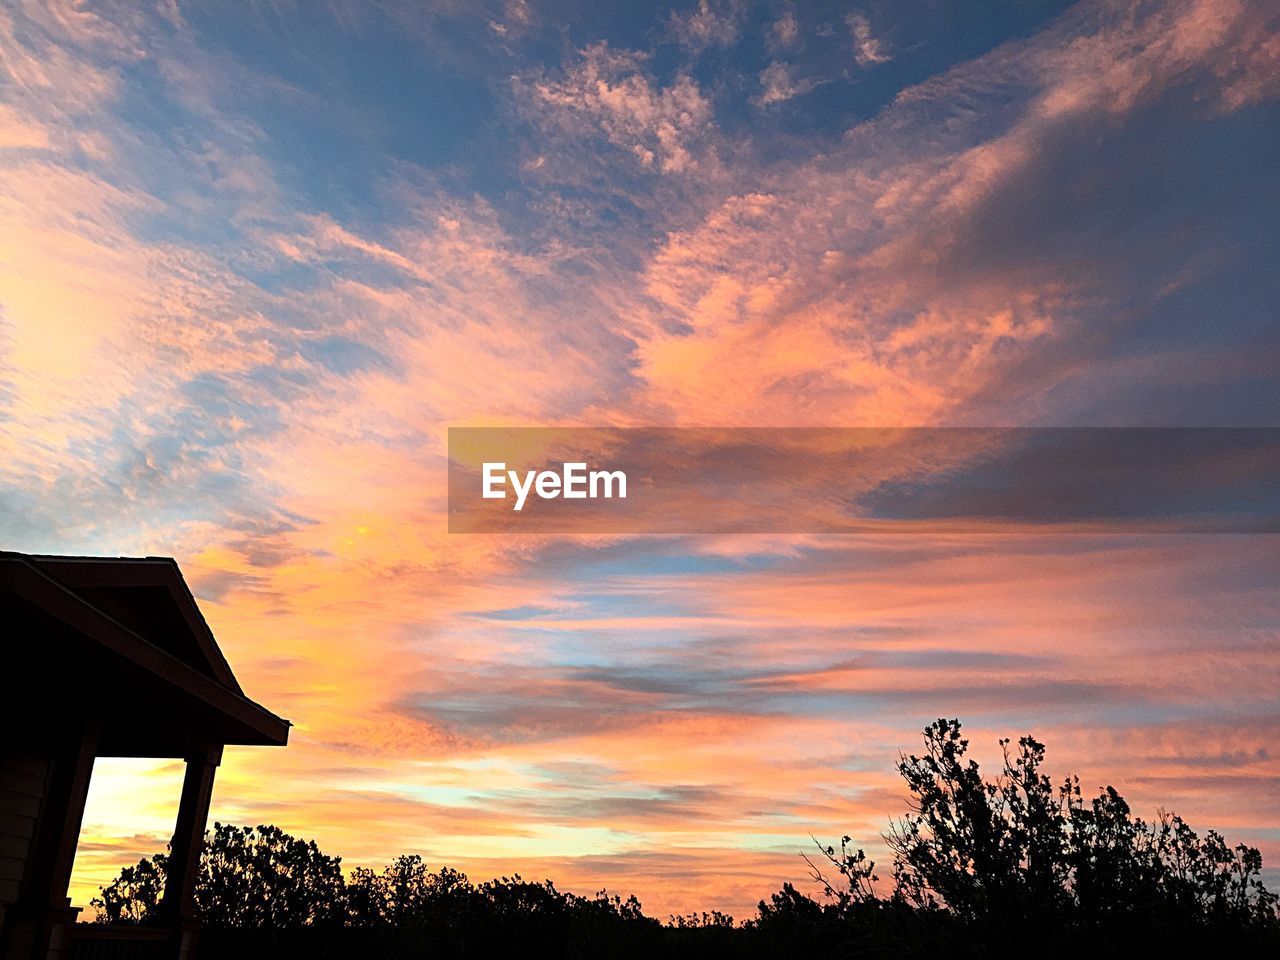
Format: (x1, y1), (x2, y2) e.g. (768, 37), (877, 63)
(94, 719), (1278, 957)
(809, 719), (1278, 953)
(93, 851), (166, 924)
(94, 824), (346, 927)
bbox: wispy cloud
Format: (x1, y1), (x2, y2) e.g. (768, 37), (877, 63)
(522, 42), (716, 174)
(847, 12), (890, 67)
(666, 0), (742, 54)
(770, 11), (799, 51)
(753, 61), (822, 107)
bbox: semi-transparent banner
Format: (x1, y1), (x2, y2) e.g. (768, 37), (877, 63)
(447, 427), (1279, 534)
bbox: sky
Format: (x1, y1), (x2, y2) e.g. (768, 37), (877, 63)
(1, 0), (1279, 920)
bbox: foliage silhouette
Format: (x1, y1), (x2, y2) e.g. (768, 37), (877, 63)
(95, 824), (346, 928)
(808, 719), (1278, 954)
(94, 719), (1278, 958)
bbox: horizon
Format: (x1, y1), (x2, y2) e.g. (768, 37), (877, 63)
(1, 0), (1278, 921)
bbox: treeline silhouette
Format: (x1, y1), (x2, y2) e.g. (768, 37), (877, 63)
(94, 720), (1278, 958)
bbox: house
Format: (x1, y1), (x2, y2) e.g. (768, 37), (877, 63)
(0, 552), (290, 960)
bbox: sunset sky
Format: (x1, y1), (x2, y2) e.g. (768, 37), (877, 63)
(2, 0), (1278, 920)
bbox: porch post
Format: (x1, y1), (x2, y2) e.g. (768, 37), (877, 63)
(158, 746), (220, 959)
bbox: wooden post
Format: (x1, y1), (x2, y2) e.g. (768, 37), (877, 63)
(158, 747), (220, 960)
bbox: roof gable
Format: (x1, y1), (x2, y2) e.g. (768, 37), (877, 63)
(19, 554), (243, 694)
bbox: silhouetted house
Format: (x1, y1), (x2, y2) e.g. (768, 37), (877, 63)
(0, 553), (289, 960)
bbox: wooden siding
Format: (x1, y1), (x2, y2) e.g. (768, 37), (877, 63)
(0, 752), (51, 918)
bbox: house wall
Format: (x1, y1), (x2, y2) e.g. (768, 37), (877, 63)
(0, 753), (52, 929)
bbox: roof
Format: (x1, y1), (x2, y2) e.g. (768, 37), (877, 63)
(0, 551), (290, 755)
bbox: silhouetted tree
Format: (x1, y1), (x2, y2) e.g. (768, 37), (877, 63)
(884, 721), (1072, 928)
(92, 851), (167, 924)
(345, 855), (471, 925)
(92, 720), (1278, 958)
(813, 718), (1278, 948)
(93, 823), (346, 927)
(198, 823), (347, 926)
(670, 909), (735, 928)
